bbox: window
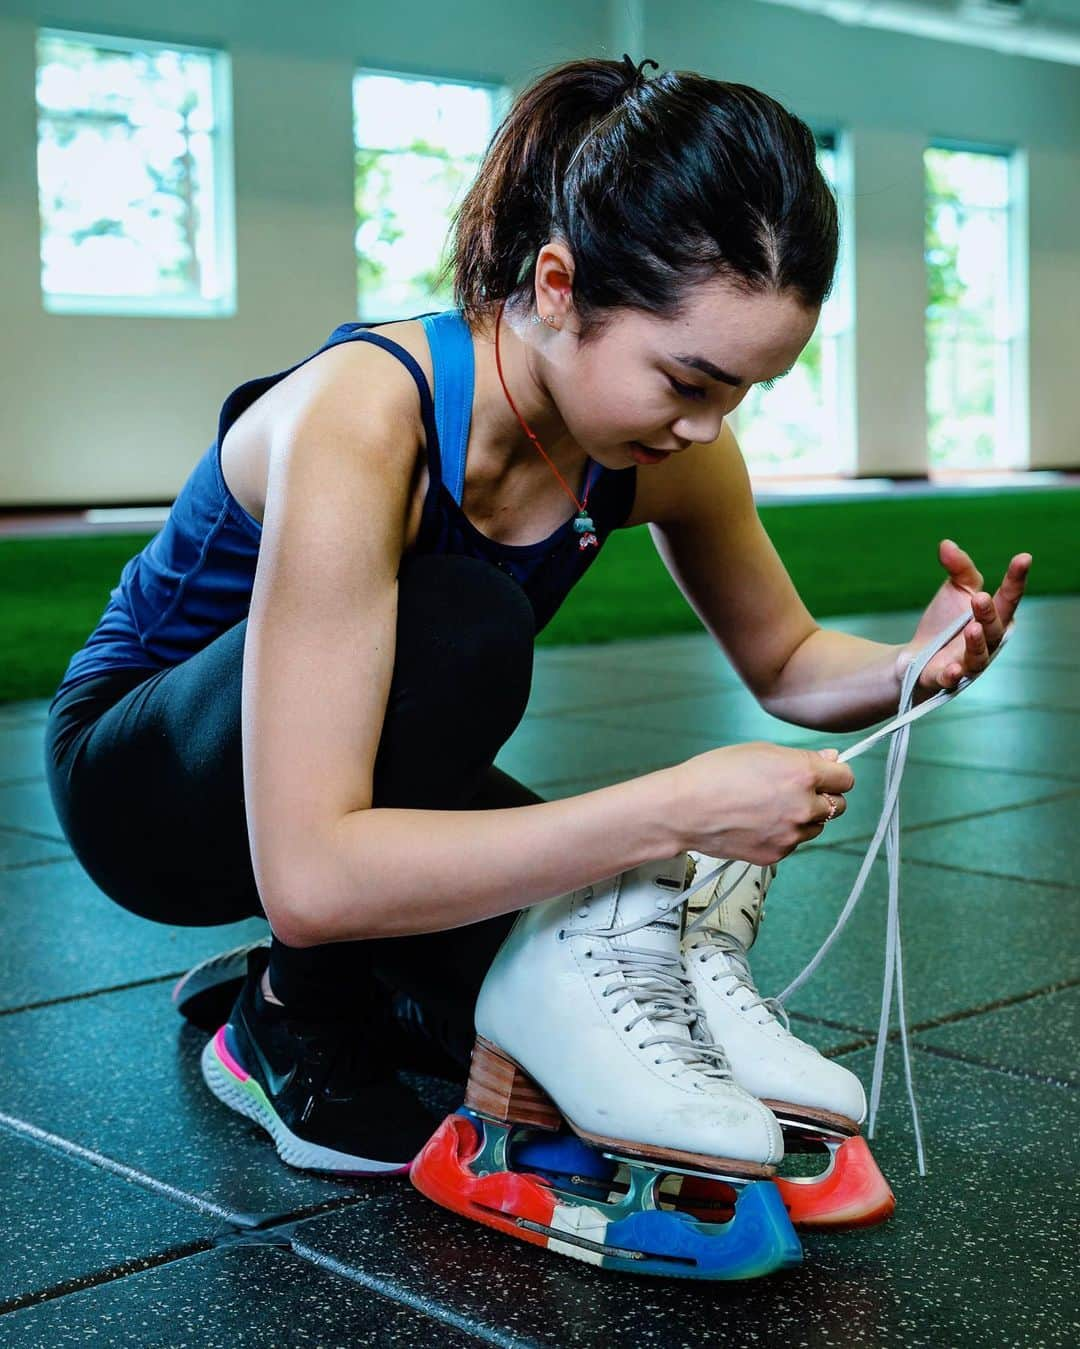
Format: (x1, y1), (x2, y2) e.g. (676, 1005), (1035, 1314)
(353, 70), (509, 320)
(925, 146), (1019, 470)
(36, 29), (234, 317)
(731, 134), (854, 478)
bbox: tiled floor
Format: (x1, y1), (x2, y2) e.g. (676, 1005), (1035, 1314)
(1, 597), (1077, 1346)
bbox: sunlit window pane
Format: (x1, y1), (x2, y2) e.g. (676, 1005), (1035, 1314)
(36, 30), (233, 316)
(732, 139), (850, 476)
(925, 146), (1014, 469)
(353, 71), (507, 319)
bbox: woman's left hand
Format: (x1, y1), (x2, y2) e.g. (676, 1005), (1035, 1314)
(897, 539), (1032, 705)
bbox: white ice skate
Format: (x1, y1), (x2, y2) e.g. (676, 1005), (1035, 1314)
(679, 852), (895, 1229)
(410, 852), (803, 1280)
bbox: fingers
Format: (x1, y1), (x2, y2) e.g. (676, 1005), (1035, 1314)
(815, 791), (847, 823)
(991, 553), (1033, 630)
(940, 539), (984, 592)
(950, 553), (1032, 683)
(813, 748), (855, 794)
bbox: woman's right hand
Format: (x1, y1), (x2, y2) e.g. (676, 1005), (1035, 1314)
(667, 741), (856, 866)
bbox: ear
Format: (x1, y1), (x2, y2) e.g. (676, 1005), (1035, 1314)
(533, 241), (576, 322)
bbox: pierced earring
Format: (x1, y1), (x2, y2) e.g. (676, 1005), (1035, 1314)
(531, 313), (560, 328)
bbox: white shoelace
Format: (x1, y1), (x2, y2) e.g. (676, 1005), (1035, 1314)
(562, 889), (736, 1081)
(677, 608), (1015, 1175)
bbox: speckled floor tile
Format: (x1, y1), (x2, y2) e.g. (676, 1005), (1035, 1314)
(886, 793), (1080, 888)
(818, 759), (1076, 850)
(0, 780), (68, 838)
(0, 699), (50, 725)
(915, 984), (1080, 1084)
(0, 722), (50, 783)
(493, 712), (696, 787)
(0, 1129), (222, 1308)
(0, 983), (431, 1219)
(0, 1243), (487, 1347)
(534, 631), (748, 687)
(744, 847), (1080, 1033)
(0, 856), (269, 1011)
(524, 659), (719, 718)
(0, 830), (70, 867)
(879, 707), (1080, 783)
(280, 1052), (1080, 1349)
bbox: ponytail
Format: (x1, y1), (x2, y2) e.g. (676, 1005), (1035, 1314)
(437, 54), (837, 345)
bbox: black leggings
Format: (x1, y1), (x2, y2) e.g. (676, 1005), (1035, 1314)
(44, 553), (542, 1031)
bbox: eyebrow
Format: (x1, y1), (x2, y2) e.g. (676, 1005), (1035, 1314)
(672, 354), (794, 386)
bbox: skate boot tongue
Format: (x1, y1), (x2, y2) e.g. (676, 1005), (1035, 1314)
(611, 854), (691, 958)
(684, 855), (776, 954)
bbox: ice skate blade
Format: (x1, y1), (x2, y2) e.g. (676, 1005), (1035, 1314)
(410, 1111), (803, 1281)
(466, 1036), (775, 1180)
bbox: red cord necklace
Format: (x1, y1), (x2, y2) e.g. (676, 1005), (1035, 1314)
(492, 298), (598, 551)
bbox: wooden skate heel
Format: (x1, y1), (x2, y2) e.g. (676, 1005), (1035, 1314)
(465, 1036), (562, 1131)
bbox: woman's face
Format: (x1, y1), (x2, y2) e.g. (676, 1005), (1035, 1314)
(539, 270), (820, 467)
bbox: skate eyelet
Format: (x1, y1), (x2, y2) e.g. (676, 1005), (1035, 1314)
(557, 929), (566, 941)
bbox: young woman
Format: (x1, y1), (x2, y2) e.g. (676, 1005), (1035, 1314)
(44, 55), (1028, 1180)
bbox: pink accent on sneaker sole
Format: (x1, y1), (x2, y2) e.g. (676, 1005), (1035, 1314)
(214, 1025), (250, 1081)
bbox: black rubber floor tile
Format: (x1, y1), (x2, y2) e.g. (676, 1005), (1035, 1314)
(0, 856), (269, 1011)
(884, 707), (1080, 782)
(525, 662), (717, 719)
(819, 758), (1071, 848)
(0, 699), (49, 726)
(0, 1129), (221, 1308)
(747, 847), (1080, 1033)
(0, 780), (67, 838)
(494, 715), (692, 788)
(915, 985), (1080, 1084)
(564, 687), (830, 750)
(284, 1052), (1078, 1349)
(0, 983), (417, 1218)
(0, 1243), (486, 1347)
(535, 633), (747, 688)
(0, 830), (69, 867)
(0, 722), (50, 783)
(894, 792), (1079, 888)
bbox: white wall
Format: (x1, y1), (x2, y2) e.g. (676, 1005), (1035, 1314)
(0, 0), (609, 505)
(1, 0), (1077, 505)
(650, 0), (1080, 475)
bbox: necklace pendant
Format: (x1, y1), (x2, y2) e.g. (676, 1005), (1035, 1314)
(573, 511), (596, 534)
(578, 531), (599, 551)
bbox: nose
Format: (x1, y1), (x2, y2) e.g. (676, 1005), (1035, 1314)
(673, 414), (725, 446)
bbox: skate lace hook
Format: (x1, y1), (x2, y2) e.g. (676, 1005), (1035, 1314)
(775, 609), (1014, 1178)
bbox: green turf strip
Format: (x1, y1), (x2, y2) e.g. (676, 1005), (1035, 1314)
(2, 489), (1075, 705)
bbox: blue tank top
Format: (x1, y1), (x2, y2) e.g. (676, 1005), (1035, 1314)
(51, 309), (637, 709)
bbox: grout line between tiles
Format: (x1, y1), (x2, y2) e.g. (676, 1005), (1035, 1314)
(835, 783), (1080, 847)
(907, 976), (1080, 1035)
(0, 1239), (218, 1317)
(0, 853), (71, 874)
(910, 1041), (1078, 1091)
(287, 1238), (538, 1349)
(829, 844), (1080, 893)
(0, 1109), (254, 1227)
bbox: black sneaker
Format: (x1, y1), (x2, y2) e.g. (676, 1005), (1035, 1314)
(173, 938), (270, 1032)
(200, 948), (439, 1174)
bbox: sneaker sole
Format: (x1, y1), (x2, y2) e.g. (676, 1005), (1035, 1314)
(200, 1026), (412, 1176)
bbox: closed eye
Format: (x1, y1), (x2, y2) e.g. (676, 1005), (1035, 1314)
(759, 377), (778, 392)
(668, 377), (707, 401)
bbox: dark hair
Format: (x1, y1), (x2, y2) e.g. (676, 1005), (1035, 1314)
(439, 55), (838, 345)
